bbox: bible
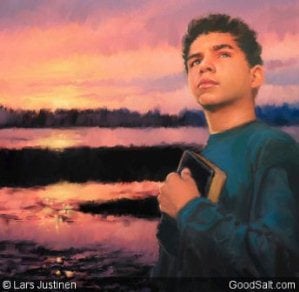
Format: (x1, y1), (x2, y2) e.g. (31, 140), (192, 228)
(177, 150), (226, 203)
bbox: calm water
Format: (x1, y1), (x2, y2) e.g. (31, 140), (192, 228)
(0, 181), (158, 259)
(0, 127), (209, 149)
(0, 181), (159, 287)
(0, 126), (298, 150)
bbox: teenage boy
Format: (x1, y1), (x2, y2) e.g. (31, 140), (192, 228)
(153, 14), (298, 278)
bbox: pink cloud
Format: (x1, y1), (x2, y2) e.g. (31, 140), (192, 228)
(0, 0), (298, 113)
(266, 59), (297, 71)
(258, 85), (299, 106)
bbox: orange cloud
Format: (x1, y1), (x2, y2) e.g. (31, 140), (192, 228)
(0, 22), (183, 111)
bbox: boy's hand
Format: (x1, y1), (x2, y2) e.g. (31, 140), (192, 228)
(158, 168), (200, 218)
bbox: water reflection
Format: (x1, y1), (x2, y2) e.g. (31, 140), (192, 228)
(0, 127), (209, 149)
(1, 126), (298, 150)
(0, 181), (159, 272)
(34, 131), (79, 149)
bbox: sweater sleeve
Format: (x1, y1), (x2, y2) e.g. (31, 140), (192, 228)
(174, 139), (299, 277)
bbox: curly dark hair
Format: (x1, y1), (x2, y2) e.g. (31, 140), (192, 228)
(182, 14), (263, 72)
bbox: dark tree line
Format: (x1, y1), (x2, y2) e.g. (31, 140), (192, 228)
(0, 103), (298, 128)
(255, 104), (299, 126)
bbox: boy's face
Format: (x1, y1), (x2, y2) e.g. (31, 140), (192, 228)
(187, 32), (263, 110)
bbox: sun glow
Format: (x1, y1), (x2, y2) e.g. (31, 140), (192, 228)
(35, 132), (77, 150)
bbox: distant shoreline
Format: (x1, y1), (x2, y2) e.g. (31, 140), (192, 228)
(1, 103), (298, 128)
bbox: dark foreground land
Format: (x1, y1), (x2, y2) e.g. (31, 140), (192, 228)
(0, 144), (200, 187)
(0, 240), (154, 291)
(80, 196), (160, 219)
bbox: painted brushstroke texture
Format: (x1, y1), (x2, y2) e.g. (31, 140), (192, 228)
(0, 0), (298, 113)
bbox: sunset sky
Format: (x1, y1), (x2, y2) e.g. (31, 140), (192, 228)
(0, 0), (298, 114)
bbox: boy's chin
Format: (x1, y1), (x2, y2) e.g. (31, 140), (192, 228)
(196, 94), (220, 108)
(197, 96), (238, 112)
(197, 99), (225, 111)
(201, 103), (223, 112)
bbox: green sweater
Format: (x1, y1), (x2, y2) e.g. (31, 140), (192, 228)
(153, 121), (299, 277)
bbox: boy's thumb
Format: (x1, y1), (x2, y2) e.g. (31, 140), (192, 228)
(181, 168), (192, 180)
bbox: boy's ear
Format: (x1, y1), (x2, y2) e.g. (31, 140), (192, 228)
(250, 65), (264, 89)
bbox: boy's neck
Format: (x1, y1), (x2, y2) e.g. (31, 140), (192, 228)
(204, 99), (256, 134)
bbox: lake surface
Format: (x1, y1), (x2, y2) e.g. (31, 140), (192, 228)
(0, 181), (159, 289)
(0, 126), (298, 150)
(0, 127), (209, 150)
(0, 181), (158, 258)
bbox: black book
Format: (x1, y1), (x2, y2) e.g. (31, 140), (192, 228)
(177, 150), (226, 203)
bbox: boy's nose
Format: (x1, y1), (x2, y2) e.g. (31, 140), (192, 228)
(199, 57), (216, 74)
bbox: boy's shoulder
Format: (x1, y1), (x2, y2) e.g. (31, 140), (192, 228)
(246, 121), (296, 149)
(246, 122), (298, 169)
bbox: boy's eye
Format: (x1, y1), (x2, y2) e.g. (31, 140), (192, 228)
(190, 59), (201, 68)
(219, 52), (231, 58)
